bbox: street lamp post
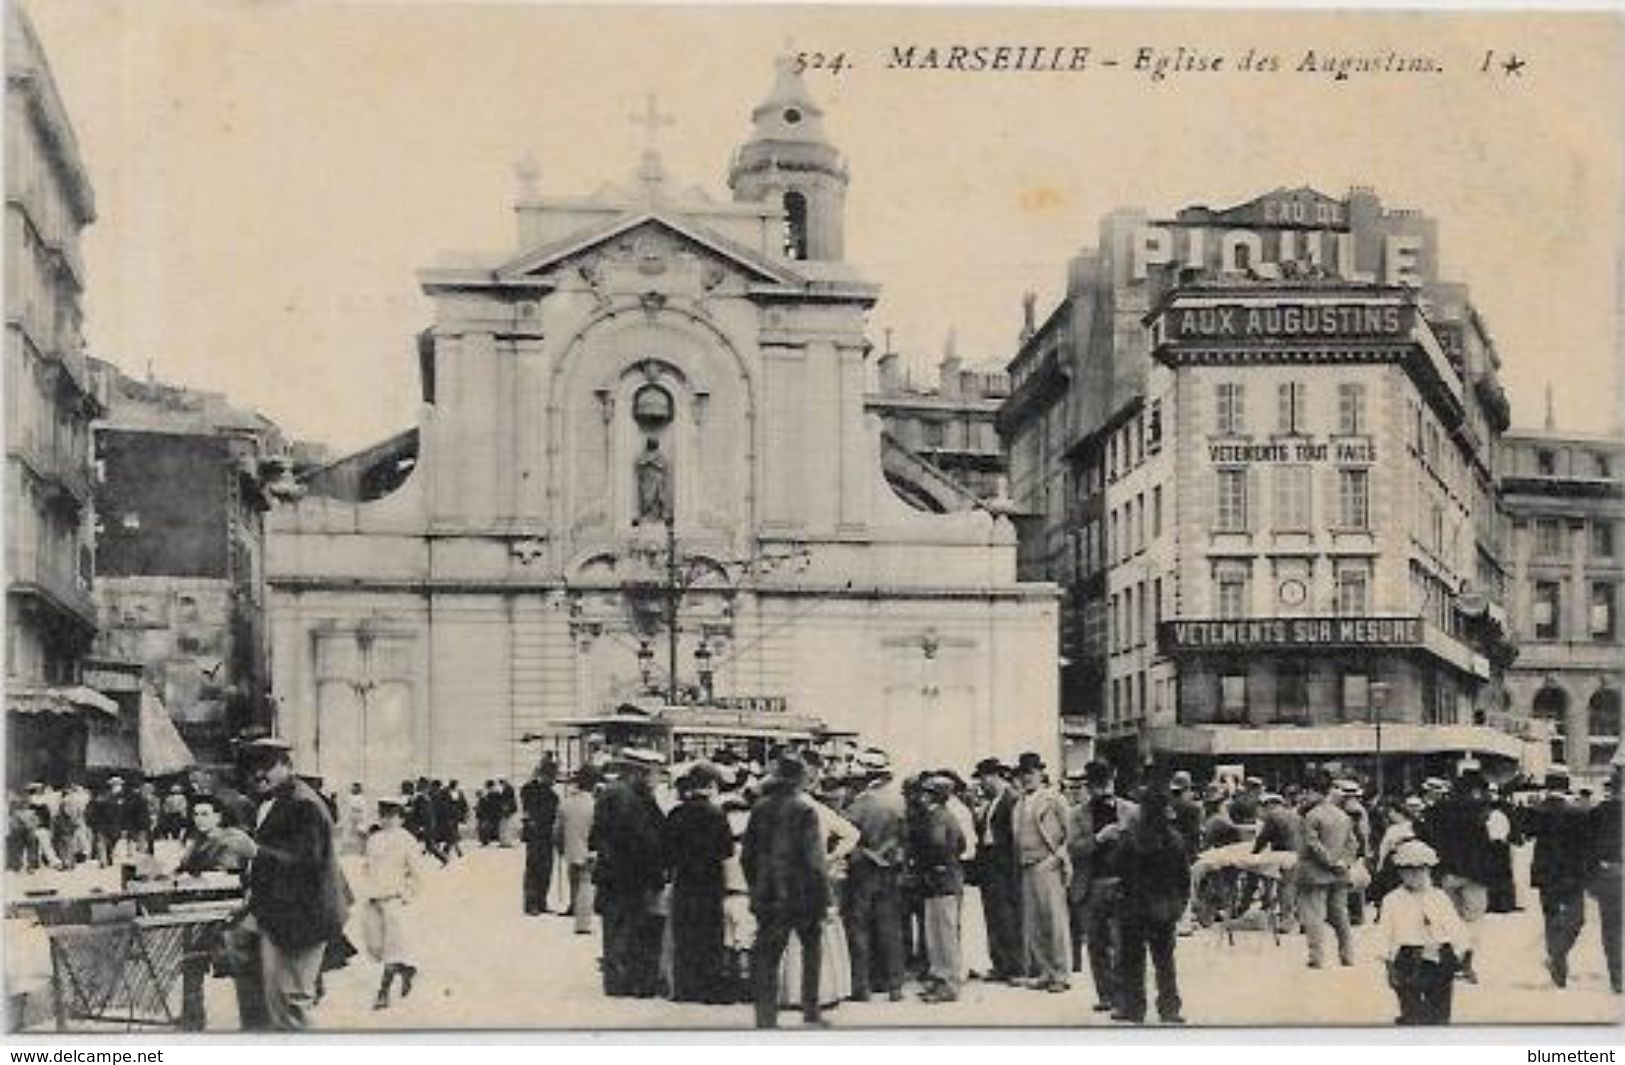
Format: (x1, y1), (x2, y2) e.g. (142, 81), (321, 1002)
(665, 513), (679, 705)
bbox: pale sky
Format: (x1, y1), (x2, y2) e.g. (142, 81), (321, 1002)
(26, 1), (1625, 452)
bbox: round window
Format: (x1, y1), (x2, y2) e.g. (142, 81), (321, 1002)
(632, 383), (674, 430)
(783, 107), (803, 125)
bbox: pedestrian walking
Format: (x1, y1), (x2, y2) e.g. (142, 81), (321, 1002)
(662, 765), (733, 1003)
(1011, 751), (1071, 992)
(1585, 765), (1622, 994)
(362, 798), (422, 1010)
(1416, 771), (1494, 983)
(741, 752), (830, 1028)
(242, 738), (351, 1030)
(1113, 780), (1191, 1025)
(1520, 777), (1591, 988)
(1379, 840), (1467, 1025)
(1297, 770), (1357, 970)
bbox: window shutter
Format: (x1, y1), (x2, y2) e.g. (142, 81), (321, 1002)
(1246, 467), (1261, 532)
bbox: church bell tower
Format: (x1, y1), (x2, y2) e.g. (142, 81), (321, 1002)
(728, 54), (849, 262)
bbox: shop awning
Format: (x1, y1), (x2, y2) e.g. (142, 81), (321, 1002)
(1151, 722), (1527, 761)
(6, 684), (121, 718)
(85, 689), (195, 776)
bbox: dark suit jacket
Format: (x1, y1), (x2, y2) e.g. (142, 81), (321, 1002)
(589, 778), (666, 899)
(741, 783), (828, 926)
(247, 776), (349, 950)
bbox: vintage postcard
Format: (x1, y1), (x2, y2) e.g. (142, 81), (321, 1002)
(4, 0), (1623, 1035)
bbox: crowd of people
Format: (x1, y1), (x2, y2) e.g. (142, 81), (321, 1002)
(563, 745), (1623, 1028)
(6, 741), (1620, 1031)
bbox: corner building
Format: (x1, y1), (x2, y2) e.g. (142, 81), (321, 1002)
(265, 59), (1057, 792)
(5, 4), (103, 786)
(1500, 427), (1624, 789)
(1003, 187), (1523, 785)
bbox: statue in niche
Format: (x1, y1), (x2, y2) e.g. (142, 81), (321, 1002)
(634, 437), (672, 524)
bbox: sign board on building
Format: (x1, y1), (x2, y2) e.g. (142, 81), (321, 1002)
(1159, 616), (1423, 652)
(1164, 302), (1414, 344)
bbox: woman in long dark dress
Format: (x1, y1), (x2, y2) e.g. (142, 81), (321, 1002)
(663, 766), (735, 1003)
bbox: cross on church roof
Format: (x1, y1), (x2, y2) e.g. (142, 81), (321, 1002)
(630, 93), (675, 155)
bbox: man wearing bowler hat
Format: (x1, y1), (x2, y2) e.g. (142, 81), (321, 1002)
(1011, 751), (1072, 992)
(972, 756), (1024, 982)
(241, 737), (350, 1029)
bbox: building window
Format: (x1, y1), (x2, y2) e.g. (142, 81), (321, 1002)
(922, 420), (945, 449)
(1274, 465), (1311, 531)
(1591, 582), (1617, 640)
(1216, 469), (1248, 532)
(1277, 664), (1308, 723)
(1535, 518), (1566, 558)
(1216, 564), (1250, 619)
(1337, 382), (1367, 435)
(1108, 437), (1119, 482)
(1533, 580), (1562, 640)
(1336, 564), (1371, 615)
(1589, 688), (1620, 768)
(1534, 686), (1570, 767)
(1278, 381), (1307, 434)
(1342, 672), (1370, 720)
(1136, 673), (1147, 723)
(1219, 672), (1248, 722)
(1152, 577), (1162, 632)
(1147, 399), (1163, 454)
(1124, 585), (1136, 648)
(1536, 449), (1556, 476)
(1215, 383), (1246, 436)
(1594, 452), (1613, 479)
(1591, 521), (1615, 559)
(1109, 510), (1119, 564)
(1152, 486), (1163, 539)
(1138, 579), (1150, 647)
(1135, 492), (1146, 552)
(1338, 469), (1370, 529)
(782, 191), (809, 260)
(1112, 678), (1122, 721)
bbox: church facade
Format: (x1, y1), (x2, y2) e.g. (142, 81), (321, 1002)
(264, 59), (1058, 791)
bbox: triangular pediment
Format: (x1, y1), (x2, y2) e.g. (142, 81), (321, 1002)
(497, 211), (802, 289)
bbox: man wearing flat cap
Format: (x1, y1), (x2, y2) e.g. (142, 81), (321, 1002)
(589, 748), (668, 997)
(1011, 751), (1071, 992)
(842, 753), (907, 1002)
(971, 757), (1024, 983)
(241, 737), (350, 1029)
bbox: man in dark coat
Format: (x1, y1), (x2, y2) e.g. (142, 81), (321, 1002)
(1586, 767), (1622, 994)
(1416, 771), (1494, 982)
(843, 755), (908, 1002)
(1114, 781), (1192, 1024)
(915, 775), (967, 1003)
(662, 765), (733, 1003)
(1520, 781), (1591, 987)
(741, 752), (829, 1028)
(972, 757), (1024, 982)
(589, 750), (667, 997)
(520, 763), (560, 915)
(243, 739), (350, 1030)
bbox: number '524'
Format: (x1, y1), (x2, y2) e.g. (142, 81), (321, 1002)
(793, 51), (849, 74)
